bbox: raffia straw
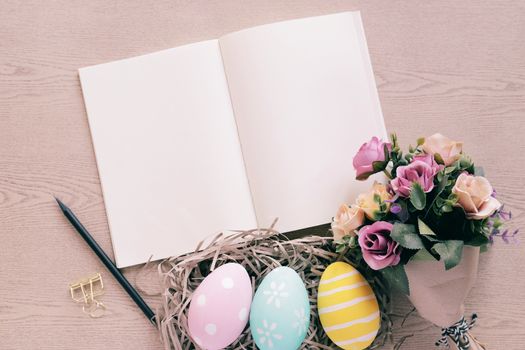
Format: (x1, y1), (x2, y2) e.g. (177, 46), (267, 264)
(155, 227), (393, 350)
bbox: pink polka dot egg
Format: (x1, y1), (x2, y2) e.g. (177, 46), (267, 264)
(188, 263), (252, 349)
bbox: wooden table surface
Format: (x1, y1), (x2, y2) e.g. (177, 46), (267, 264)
(1, 1), (524, 349)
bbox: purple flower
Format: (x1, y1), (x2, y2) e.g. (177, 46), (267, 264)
(353, 137), (392, 180)
(358, 221), (401, 270)
(488, 206), (519, 244)
(390, 203), (402, 214)
(391, 154), (442, 197)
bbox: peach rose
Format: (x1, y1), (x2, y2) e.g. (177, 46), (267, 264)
(356, 182), (392, 220)
(452, 173), (501, 220)
(331, 204), (364, 241)
(422, 133), (463, 166)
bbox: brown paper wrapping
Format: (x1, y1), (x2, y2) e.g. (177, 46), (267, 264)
(404, 246), (480, 328)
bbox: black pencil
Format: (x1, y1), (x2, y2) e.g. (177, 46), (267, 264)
(55, 197), (157, 326)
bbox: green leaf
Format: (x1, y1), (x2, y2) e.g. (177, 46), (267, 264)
(397, 158), (408, 166)
(466, 234), (490, 247)
(437, 175), (448, 190)
(459, 156), (472, 169)
(410, 182), (426, 210)
(391, 223), (425, 249)
(418, 218), (436, 236)
(445, 166), (456, 175)
(379, 265), (410, 295)
(417, 137), (425, 146)
(383, 143), (391, 161)
(372, 211), (386, 221)
(432, 240), (464, 270)
(348, 235), (357, 248)
(441, 204), (453, 213)
(474, 166), (485, 177)
(335, 243), (346, 253)
(410, 247), (438, 261)
(371, 160), (386, 172)
(424, 174), (448, 219)
(421, 233), (439, 242)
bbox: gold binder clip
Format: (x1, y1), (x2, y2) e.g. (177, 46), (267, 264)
(69, 273), (106, 318)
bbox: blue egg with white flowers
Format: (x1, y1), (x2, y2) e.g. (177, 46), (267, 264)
(249, 266), (310, 350)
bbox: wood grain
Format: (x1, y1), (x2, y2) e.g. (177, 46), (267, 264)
(1, 0), (524, 349)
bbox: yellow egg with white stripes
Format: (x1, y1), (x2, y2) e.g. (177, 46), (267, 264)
(318, 262), (380, 350)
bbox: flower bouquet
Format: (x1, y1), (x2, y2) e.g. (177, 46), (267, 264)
(332, 133), (517, 349)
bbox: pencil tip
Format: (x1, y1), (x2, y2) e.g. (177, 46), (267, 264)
(54, 197), (67, 211)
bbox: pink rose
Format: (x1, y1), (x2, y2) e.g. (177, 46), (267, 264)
(452, 173), (502, 219)
(391, 158), (440, 197)
(353, 137), (392, 180)
(331, 204), (365, 241)
(358, 221), (401, 270)
(413, 153), (444, 174)
(422, 133), (463, 166)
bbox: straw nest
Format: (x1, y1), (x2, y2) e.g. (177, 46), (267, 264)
(155, 226), (393, 350)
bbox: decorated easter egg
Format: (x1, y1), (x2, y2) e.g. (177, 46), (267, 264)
(188, 263), (252, 350)
(318, 262), (380, 350)
(250, 267), (310, 350)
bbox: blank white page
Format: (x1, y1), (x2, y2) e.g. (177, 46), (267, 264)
(79, 40), (256, 267)
(219, 12), (387, 232)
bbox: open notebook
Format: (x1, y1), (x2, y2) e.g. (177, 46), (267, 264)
(79, 11), (387, 268)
